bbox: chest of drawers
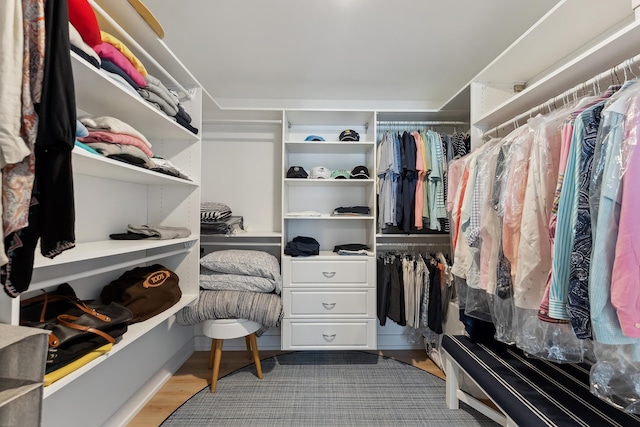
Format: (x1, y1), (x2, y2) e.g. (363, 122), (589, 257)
(281, 255), (377, 350)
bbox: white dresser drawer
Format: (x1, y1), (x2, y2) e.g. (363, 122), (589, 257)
(281, 320), (377, 349)
(284, 289), (374, 317)
(289, 260), (369, 284)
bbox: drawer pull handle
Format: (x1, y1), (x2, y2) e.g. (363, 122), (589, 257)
(322, 272), (336, 278)
(322, 334), (336, 341)
(322, 302), (336, 309)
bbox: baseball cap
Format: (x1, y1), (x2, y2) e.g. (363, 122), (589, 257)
(305, 135), (325, 141)
(350, 165), (369, 179)
(331, 169), (351, 179)
(287, 166), (308, 178)
(339, 129), (360, 141)
(310, 166), (332, 179)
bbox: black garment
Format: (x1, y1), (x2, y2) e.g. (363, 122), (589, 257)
(427, 263), (443, 334)
(376, 257), (391, 326)
(70, 44), (100, 69)
(387, 257), (406, 326)
(101, 58), (140, 90)
(333, 206), (370, 215)
(3, 0), (77, 297)
(284, 236), (320, 257)
(333, 243), (369, 252)
(401, 132), (417, 232)
(176, 104), (192, 123)
(395, 132), (405, 226)
(174, 113), (199, 135)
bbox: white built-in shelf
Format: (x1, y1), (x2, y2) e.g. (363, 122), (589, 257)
(71, 53), (199, 143)
(474, 16), (640, 128)
(90, 0), (218, 106)
(72, 147), (198, 186)
(284, 215), (374, 220)
(201, 231), (282, 238)
(200, 232), (282, 247)
(42, 291), (197, 398)
(33, 238), (197, 269)
(285, 110), (375, 126)
(285, 141), (375, 154)
(475, 0), (632, 84)
(284, 178), (374, 186)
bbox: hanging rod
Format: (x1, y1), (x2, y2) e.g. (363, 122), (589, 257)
(483, 53), (640, 138)
(377, 120), (468, 126)
(202, 119), (283, 125)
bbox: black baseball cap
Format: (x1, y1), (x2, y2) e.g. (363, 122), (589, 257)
(350, 165), (369, 179)
(339, 129), (360, 141)
(287, 166), (308, 178)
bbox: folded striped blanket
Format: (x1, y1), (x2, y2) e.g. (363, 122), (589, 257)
(176, 290), (282, 336)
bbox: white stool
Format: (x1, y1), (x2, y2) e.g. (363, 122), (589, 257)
(203, 319), (263, 392)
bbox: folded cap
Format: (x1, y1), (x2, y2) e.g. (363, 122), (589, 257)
(287, 166), (308, 178)
(350, 165), (369, 179)
(339, 129), (360, 141)
(305, 135), (325, 141)
(310, 166), (332, 179)
(331, 169), (350, 179)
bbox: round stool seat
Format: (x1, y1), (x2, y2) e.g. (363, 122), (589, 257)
(203, 319), (262, 339)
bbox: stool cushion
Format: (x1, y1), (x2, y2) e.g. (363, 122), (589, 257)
(203, 319), (262, 339)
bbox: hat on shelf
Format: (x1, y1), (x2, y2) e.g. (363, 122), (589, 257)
(339, 129), (360, 141)
(331, 169), (351, 179)
(305, 135), (325, 141)
(287, 166), (308, 178)
(350, 165), (369, 179)
(310, 166), (332, 179)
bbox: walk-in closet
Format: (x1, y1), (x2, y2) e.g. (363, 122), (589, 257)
(3, 0), (640, 425)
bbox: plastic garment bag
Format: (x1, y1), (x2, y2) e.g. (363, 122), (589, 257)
(590, 85), (640, 413)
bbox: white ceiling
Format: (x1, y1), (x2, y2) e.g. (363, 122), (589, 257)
(143, 0), (562, 112)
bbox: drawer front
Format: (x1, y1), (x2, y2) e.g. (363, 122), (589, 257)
(281, 320), (376, 349)
(289, 260), (369, 284)
(284, 289), (374, 317)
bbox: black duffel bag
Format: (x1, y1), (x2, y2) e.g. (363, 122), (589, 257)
(20, 283), (133, 372)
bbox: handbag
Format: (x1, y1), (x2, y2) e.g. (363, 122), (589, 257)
(100, 264), (181, 323)
(20, 283), (133, 372)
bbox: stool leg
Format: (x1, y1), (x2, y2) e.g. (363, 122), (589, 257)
(248, 333), (263, 379)
(245, 335), (252, 360)
(208, 338), (217, 369)
(211, 339), (223, 392)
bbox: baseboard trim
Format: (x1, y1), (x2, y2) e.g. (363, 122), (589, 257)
(104, 337), (196, 427)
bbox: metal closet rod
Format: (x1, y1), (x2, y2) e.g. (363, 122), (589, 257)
(483, 53), (640, 138)
(377, 120), (468, 126)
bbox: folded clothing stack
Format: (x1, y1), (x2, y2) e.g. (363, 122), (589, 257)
(284, 236), (320, 257)
(333, 243), (374, 256)
(200, 202), (243, 235)
(332, 206), (370, 216)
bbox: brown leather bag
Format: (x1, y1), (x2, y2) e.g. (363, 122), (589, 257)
(100, 264), (182, 324)
(20, 283), (133, 372)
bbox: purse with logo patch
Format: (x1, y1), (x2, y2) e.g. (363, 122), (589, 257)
(100, 264), (182, 323)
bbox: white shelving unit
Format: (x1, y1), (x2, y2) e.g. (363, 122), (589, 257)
(0, 1), (206, 425)
(281, 110), (378, 350)
(468, 0), (638, 142)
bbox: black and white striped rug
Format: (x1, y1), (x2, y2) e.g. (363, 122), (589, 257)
(161, 351), (497, 427)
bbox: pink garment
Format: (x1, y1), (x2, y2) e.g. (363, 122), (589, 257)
(79, 130), (154, 158)
(502, 126), (534, 281)
(413, 131), (426, 229)
(514, 114), (564, 310)
(611, 97), (640, 338)
(93, 42), (147, 88)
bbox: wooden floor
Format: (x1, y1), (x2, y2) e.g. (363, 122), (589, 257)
(127, 349), (445, 426)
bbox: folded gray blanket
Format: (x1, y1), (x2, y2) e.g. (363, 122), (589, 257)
(176, 290), (283, 336)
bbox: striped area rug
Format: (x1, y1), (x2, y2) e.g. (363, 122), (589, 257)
(161, 351), (497, 427)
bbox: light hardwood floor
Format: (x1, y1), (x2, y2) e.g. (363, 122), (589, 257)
(128, 349), (445, 426)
